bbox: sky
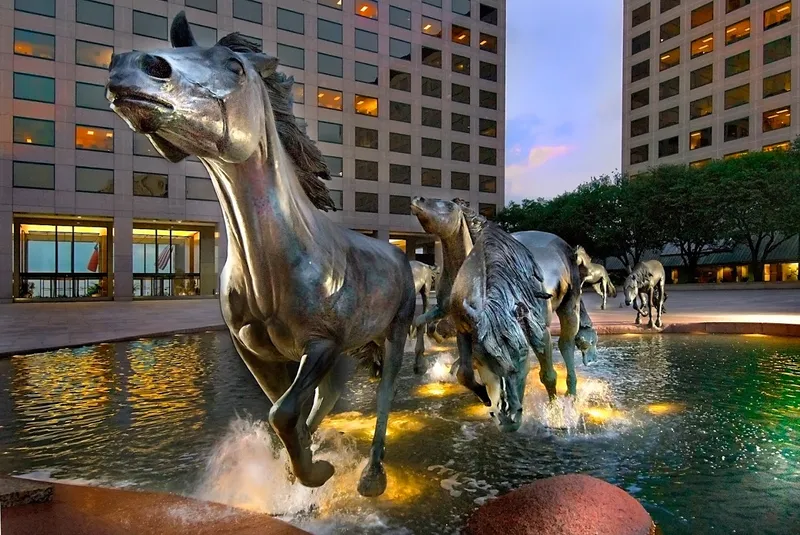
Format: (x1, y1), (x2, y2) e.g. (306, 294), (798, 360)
(504, 1), (623, 204)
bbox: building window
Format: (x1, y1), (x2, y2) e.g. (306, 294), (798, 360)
(660, 48), (680, 71)
(422, 17), (443, 37)
(727, 0), (749, 13)
(186, 0), (217, 12)
(763, 71), (791, 99)
(355, 62), (378, 85)
(13, 73), (54, 103)
(185, 177), (217, 201)
(424, 0), (442, 6)
(480, 118), (497, 137)
(451, 172), (470, 191)
(479, 203), (497, 219)
(422, 46), (442, 68)
(724, 84), (749, 109)
(390, 6), (412, 29)
(659, 76), (680, 99)
(422, 77), (443, 98)
(690, 159), (712, 168)
(690, 64), (713, 89)
(13, 161), (54, 189)
(422, 107), (442, 128)
(451, 112), (470, 133)
(632, 32), (650, 54)
(725, 50), (750, 77)
(661, 0), (680, 13)
(389, 195), (411, 215)
(724, 150), (748, 159)
(658, 136), (679, 157)
(75, 125), (113, 152)
(724, 117), (749, 141)
(421, 138), (442, 158)
(480, 62), (498, 82)
(14, 117), (54, 146)
(452, 24), (470, 45)
(276, 8), (304, 34)
(356, 0), (378, 20)
(421, 168), (442, 187)
(479, 174), (497, 193)
(452, 0), (470, 16)
(390, 133), (412, 154)
(660, 17), (680, 41)
(764, 141), (790, 151)
(764, 36), (791, 64)
(691, 34), (714, 58)
(242, 34), (262, 48)
(277, 44), (304, 69)
(630, 144), (649, 164)
(132, 11), (166, 40)
(327, 190), (342, 210)
(296, 117), (308, 134)
(633, 3), (651, 26)
(390, 164), (411, 184)
(324, 156), (343, 177)
(659, 106), (679, 129)
(355, 192), (378, 213)
(317, 88), (343, 110)
(690, 95), (713, 119)
(133, 173), (168, 197)
(691, 2), (713, 28)
(355, 95), (379, 117)
(318, 19), (342, 43)
(631, 87), (649, 110)
(76, 167), (114, 194)
(292, 83), (305, 104)
(453, 54), (471, 74)
(764, 2), (791, 30)
(631, 116), (649, 137)
(479, 90), (497, 109)
(480, 4), (498, 24)
(319, 0), (341, 10)
(355, 127), (379, 149)
(631, 60), (650, 82)
(134, 133), (159, 157)
(763, 106), (791, 132)
(318, 52), (342, 77)
(689, 127), (712, 150)
(77, 0), (114, 29)
(453, 83), (471, 103)
(14, 29), (55, 60)
(355, 29), (379, 52)
(190, 23), (217, 46)
(452, 142), (470, 162)
(480, 33), (497, 53)
(15, 0), (55, 17)
(318, 121), (343, 144)
(726, 19), (751, 45)
(75, 82), (108, 110)
(479, 147), (497, 166)
(233, 0), (262, 23)
(390, 38), (412, 60)
(355, 159), (378, 181)
(75, 40), (113, 69)
(390, 70), (411, 91)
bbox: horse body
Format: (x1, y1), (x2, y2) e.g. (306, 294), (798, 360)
(575, 247), (617, 310)
(106, 13), (414, 497)
(623, 260), (667, 328)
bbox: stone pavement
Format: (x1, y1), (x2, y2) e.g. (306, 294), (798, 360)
(1, 289), (798, 357)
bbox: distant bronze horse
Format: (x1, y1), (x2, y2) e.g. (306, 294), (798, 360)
(409, 260), (438, 373)
(106, 13), (415, 497)
(576, 246), (617, 310)
(623, 260), (667, 328)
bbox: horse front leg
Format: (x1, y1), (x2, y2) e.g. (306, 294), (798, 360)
(655, 281), (665, 328)
(413, 287), (429, 374)
(647, 287), (655, 328)
(269, 339), (339, 488)
(456, 331), (491, 406)
(534, 330), (557, 399)
(634, 294), (642, 325)
(556, 298), (580, 397)
(600, 281), (607, 310)
(306, 355), (354, 434)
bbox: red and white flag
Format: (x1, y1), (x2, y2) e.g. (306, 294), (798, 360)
(157, 245), (173, 271)
(86, 243), (99, 272)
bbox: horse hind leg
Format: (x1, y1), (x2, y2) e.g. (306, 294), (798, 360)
(306, 355), (354, 434)
(557, 297), (581, 397)
(413, 285), (428, 374)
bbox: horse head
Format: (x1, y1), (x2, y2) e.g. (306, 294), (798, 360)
(410, 197), (469, 240)
(623, 272), (639, 306)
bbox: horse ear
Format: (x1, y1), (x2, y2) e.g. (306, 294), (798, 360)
(170, 12), (198, 48)
(243, 53), (279, 77)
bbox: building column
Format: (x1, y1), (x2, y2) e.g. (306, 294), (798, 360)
(0, 212), (12, 303)
(434, 240), (443, 271)
(199, 226), (217, 296)
(377, 229), (390, 241)
(405, 237), (416, 260)
(114, 217), (133, 301)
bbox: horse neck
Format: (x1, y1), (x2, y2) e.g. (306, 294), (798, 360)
(438, 217), (473, 295)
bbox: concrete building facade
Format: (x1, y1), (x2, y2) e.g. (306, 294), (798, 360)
(0, 0), (506, 302)
(622, 0), (799, 173)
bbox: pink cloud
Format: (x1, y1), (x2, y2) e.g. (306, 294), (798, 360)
(505, 145), (572, 200)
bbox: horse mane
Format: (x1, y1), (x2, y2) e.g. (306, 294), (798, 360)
(217, 33), (336, 212)
(452, 198), (489, 242)
(471, 224), (550, 372)
(575, 245), (593, 267)
(625, 263), (648, 287)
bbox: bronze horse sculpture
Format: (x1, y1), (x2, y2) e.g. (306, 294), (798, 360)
(106, 13), (416, 497)
(576, 247), (617, 310)
(623, 260), (667, 328)
(409, 260), (439, 373)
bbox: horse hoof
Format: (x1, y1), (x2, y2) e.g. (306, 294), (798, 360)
(297, 460), (335, 488)
(357, 461), (387, 497)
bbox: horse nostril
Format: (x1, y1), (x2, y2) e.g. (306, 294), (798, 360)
(140, 54), (172, 79)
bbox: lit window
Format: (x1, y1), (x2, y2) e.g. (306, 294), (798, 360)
(631, 60), (650, 82)
(659, 76), (680, 98)
(658, 136), (679, 157)
(724, 84), (749, 109)
(317, 88), (343, 110)
(76, 40), (113, 69)
(355, 95), (379, 117)
(452, 25), (470, 45)
(660, 17), (680, 42)
(422, 167), (442, 186)
(689, 127), (712, 150)
(690, 159), (711, 168)
(691, 34), (713, 58)
(764, 141), (790, 151)
(631, 116), (649, 137)
(390, 6), (411, 29)
(633, 3), (651, 26)
(14, 29), (55, 60)
(13, 117), (54, 146)
(764, 36), (791, 64)
(764, 2), (791, 30)
(422, 17), (443, 37)
(452, 54), (470, 74)
(479, 175), (497, 193)
(691, 2), (713, 28)
(725, 19), (750, 45)
(356, 0), (378, 19)
(76, 125), (113, 152)
(659, 107), (679, 129)
(13, 162), (54, 189)
(725, 50), (750, 77)
(724, 150), (748, 159)
(690, 64), (713, 89)
(452, 172), (470, 191)
(631, 87), (649, 110)
(726, 0), (750, 14)
(278, 44), (304, 69)
(480, 33), (497, 53)
(724, 117), (749, 141)
(690, 95), (713, 119)
(319, 0), (342, 10)
(630, 144), (649, 164)
(763, 71), (791, 98)
(13, 73), (54, 103)
(762, 106), (791, 132)
(660, 48), (680, 70)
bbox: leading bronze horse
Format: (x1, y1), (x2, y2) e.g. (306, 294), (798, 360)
(106, 13), (416, 497)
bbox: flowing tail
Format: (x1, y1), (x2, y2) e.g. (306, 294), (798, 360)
(605, 274), (617, 297)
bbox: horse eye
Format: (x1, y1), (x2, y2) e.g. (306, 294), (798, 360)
(226, 59), (244, 76)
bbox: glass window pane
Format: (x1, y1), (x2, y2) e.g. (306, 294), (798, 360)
(690, 64), (713, 89)
(452, 82), (470, 103)
(480, 61), (497, 81)
(631, 87), (649, 110)
(13, 161), (54, 189)
(186, 0), (217, 13)
(727, 0), (749, 14)
(356, 0), (378, 19)
(14, 73), (55, 103)
(324, 156), (343, 177)
(452, 54), (470, 74)
(77, 0), (114, 29)
(328, 189), (343, 210)
(451, 112), (470, 133)
(355, 62), (378, 85)
(452, 142), (470, 162)
(422, 46), (442, 68)
(479, 203), (496, 219)
(764, 2), (791, 30)
(191, 23), (217, 47)
(318, 121), (343, 144)
(317, 87), (343, 110)
(661, 0), (680, 14)
(318, 19), (342, 43)
(186, 177), (216, 200)
(689, 95), (713, 118)
(390, 101), (412, 123)
(76, 40), (113, 68)
(423, 17), (443, 38)
(355, 192), (378, 213)
(15, 0), (55, 17)
(424, 0), (442, 6)
(134, 133), (160, 157)
(691, 34), (713, 58)
(660, 17), (680, 41)
(292, 82), (304, 104)
(422, 107), (442, 128)
(133, 11), (167, 40)
(390, 38), (411, 60)
(318, 52), (343, 77)
(725, 50), (750, 77)
(14, 117), (55, 146)
(762, 106), (791, 132)
(390, 133), (411, 154)
(479, 90), (496, 109)
(277, 8), (304, 34)
(390, 6), (411, 29)
(658, 136), (679, 157)
(421, 138), (442, 158)
(390, 164), (411, 184)
(389, 195), (411, 215)
(660, 47), (680, 70)
(479, 118), (497, 137)
(355, 127), (379, 149)
(632, 31), (650, 54)
(422, 77), (442, 98)
(479, 174), (496, 193)
(764, 36), (791, 64)
(355, 29), (379, 52)
(691, 2), (713, 27)
(724, 84), (749, 109)
(631, 60), (650, 82)
(233, 0), (263, 24)
(725, 18), (751, 45)
(632, 3), (651, 26)
(763, 71), (791, 98)
(14, 29), (55, 60)
(452, 24), (470, 45)
(451, 171), (470, 190)
(133, 173), (168, 197)
(479, 147), (496, 165)
(659, 106), (679, 128)
(355, 95), (378, 117)
(319, 0), (342, 10)
(76, 82), (109, 110)
(76, 125), (114, 152)
(659, 76), (680, 98)
(355, 159), (378, 181)
(724, 117), (749, 141)
(452, 0), (470, 16)
(278, 43), (304, 69)
(390, 70), (411, 91)
(689, 126), (712, 150)
(763, 141), (790, 151)
(76, 167), (114, 193)
(480, 4), (498, 24)
(480, 33), (497, 53)
(421, 168), (442, 186)
(630, 144), (649, 164)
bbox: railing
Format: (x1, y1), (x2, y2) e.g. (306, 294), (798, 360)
(17, 273), (109, 299)
(133, 273), (202, 298)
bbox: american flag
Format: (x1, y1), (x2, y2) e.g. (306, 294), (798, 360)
(157, 245), (173, 271)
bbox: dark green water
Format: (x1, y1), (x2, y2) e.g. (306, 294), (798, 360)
(0, 333), (798, 534)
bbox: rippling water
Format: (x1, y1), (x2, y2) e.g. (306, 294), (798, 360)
(0, 332), (798, 534)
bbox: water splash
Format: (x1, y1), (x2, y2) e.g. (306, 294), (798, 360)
(423, 352), (457, 383)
